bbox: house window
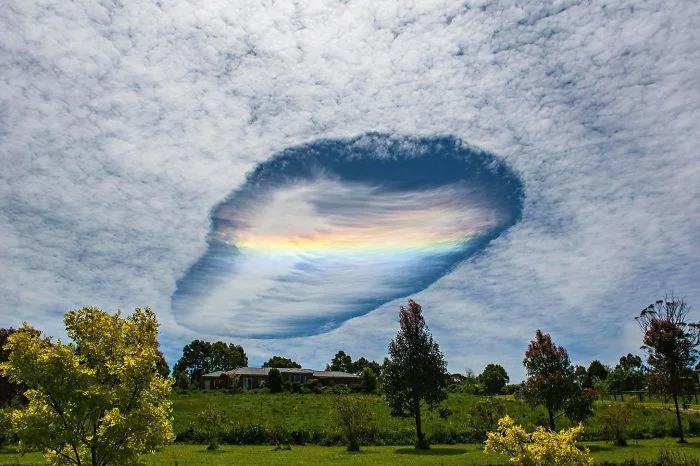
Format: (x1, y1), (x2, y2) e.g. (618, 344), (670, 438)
(243, 377), (252, 389)
(291, 374), (306, 384)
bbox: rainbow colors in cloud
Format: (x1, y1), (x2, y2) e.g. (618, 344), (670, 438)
(172, 134), (524, 338)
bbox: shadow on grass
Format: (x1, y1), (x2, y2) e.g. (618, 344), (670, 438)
(394, 447), (468, 456)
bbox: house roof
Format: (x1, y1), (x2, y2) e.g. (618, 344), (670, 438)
(201, 371), (227, 378)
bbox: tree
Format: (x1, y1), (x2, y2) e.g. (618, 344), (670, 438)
(358, 367), (378, 393)
(267, 368), (283, 393)
(607, 354), (646, 395)
(351, 357), (382, 377)
(485, 416), (592, 466)
(522, 330), (575, 430)
(479, 364), (510, 395)
(383, 300), (448, 449)
(331, 396), (371, 451)
(584, 360), (609, 389)
(262, 356), (301, 368)
(327, 351), (353, 373)
(173, 340), (247, 386)
(636, 296), (700, 443)
(0, 306), (174, 465)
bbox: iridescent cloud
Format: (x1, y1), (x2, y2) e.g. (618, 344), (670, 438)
(172, 134), (524, 338)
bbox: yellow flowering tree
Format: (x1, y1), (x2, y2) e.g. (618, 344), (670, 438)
(485, 416), (592, 466)
(0, 307), (174, 465)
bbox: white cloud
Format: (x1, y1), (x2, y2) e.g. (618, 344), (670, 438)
(1, 0), (699, 380)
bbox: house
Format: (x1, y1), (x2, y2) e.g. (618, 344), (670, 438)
(200, 367), (359, 389)
(200, 371), (229, 389)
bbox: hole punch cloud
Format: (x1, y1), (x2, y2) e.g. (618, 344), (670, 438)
(172, 134), (524, 338)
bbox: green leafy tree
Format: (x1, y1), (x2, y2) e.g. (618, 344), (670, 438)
(607, 354), (646, 394)
(327, 351), (353, 373)
(636, 296), (700, 443)
(358, 367), (378, 393)
(331, 395), (371, 451)
(262, 356), (301, 368)
(383, 300), (448, 449)
(584, 360), (609, 389)
(267, 368), (284, 393)
(0, 306), (174, 465)
(479, 364), (510, 395)
(522, 329), (575, 430)
(173, 340), (247, 386)
(351, 357), (382, 377)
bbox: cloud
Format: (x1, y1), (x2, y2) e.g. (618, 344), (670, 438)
(1, 0), (698, 380)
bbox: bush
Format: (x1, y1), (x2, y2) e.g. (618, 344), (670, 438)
(195, 405), (229, 450)
(330, 395), (371, 451)
(598, 402), (633, 446)
(485, 415), (592, 466)
(469, 397), (505, 440)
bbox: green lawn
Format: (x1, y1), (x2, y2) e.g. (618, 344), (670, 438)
(2, 438), (699, 466)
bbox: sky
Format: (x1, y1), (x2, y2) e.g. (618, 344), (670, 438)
(1, 0), (699, 381)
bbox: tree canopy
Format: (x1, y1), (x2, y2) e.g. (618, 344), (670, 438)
(383, 300), (448, 449)
(0, 306), (174, 465)
(173, 339), (247, 385)
(478, 363), (509, 395)
(262, 356), (301, 368)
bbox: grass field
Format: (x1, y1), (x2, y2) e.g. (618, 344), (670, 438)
(2, 438), (699, 465)
(171, 390), (700, 443)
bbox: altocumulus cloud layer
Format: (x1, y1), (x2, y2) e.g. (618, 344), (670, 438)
(172, 135), (523, 338)
(1, 0), (699, 378)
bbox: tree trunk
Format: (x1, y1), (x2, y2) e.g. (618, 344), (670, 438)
(672, 390), (686, 443)
(547, 406), (555, 431)
(414, 399), (428, 449)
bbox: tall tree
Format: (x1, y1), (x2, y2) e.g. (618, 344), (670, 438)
(262, 356), (301, 368)
(522, 329), (575, 430)
(479, 364), (510, 395)
(383, 300), (448, 449)
(0, 307), (174, 465)
(636, 296), (700, 443)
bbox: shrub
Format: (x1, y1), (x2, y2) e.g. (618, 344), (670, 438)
(195, 405), (229, 450)
(469, 397), (506, 440)
(330, 395), (371, 451)
(485, 415), (592, 466)
(598, 403), (633, 446)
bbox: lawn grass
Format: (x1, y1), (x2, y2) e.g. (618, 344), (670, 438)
(2, 438), (699, 466)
